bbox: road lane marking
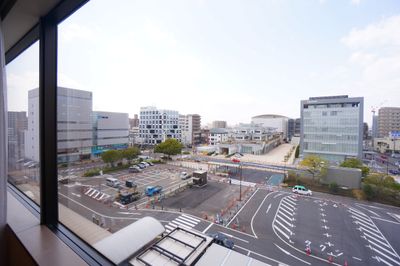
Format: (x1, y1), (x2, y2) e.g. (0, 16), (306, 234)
(218, 232), (249, 243)
(356, 203), (385, 210)
(274, 193), (283, 198)
(368, 245), (400, 266)
(282, 199), (296, 208)
(274, 225), (290, 239)
(175, 217), (197, 227)
(364, 232), (392, 248)
(275, 219), (293, 235)
(266, 204), (272, 214)
(354, 219), (380, 234)
(277, 214), (293, 228)
(274, 243), (311, 265)
(170, 221), (191, 230)
(281, 203), (295, 212)
(372, 216), (400, 225)
(280, 206), (294, 217)
(235, 245), (288, 266)
(349, 207), (368, 217)
(278, 210), (294, 222)
(250, 191), (279, 238)
(368, 239), (398, 258)
(202, 223), (213, 233)
(356, 205), (381, 217)
(358, 226), (385, 240)
(226, 188), (261, 227)
(351, 213), (375, 226)
(352, 256), (362, 261)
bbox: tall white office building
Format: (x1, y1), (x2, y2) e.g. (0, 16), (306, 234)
(300, 95), (364, 162)
(25, 87), (93, 163)
(139, 106), (181, 145)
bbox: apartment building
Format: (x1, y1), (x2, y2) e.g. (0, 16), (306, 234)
(211, 120), (227, 129)
(139, 106), (181, 145)
(300, 95), (364, 162)
(180, 114), (201, 146)
(378, 107), (400, 138)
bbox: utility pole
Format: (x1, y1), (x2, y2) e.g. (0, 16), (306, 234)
(239, 163), (242, 201)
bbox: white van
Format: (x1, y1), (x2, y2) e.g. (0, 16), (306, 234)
(106, 177), (121, 188)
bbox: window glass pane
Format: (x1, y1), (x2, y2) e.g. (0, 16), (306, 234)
(6, 41), (40, 205)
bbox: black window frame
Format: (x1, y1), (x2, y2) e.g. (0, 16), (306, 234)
(5, 0), (113, 265)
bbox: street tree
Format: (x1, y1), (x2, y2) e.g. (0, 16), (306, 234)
(101, 150), (121, 167)
(299, 155), (328, 183)
(122, 147), (140, 161)
(340, 158), (370, 177)
(154, 138), (183, 158)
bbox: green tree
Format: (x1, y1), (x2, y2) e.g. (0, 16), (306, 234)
(154, 138), (183, 158)
(340, 158), (370, 177)
(101, 150), (121, 167)
(122, 147), (140, 161)
(299, 155), (327, 183)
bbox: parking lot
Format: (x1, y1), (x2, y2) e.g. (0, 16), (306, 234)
(273, 194), (400, 265)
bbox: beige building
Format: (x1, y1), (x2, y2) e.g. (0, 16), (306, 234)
(211, 120), (227, 128)
(374, 137), (400, 154)
(378, 107), (400, 137)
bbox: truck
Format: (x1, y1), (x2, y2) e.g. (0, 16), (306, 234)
(118, 190), (141, 205)
(145, 185), (163, 197)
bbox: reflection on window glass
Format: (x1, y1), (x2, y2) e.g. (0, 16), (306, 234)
(6, 41), (40, 205)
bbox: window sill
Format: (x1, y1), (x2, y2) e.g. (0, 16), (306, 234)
(7, 191), (88, 266)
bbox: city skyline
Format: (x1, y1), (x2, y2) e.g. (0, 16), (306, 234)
(6, 0), (400, 126)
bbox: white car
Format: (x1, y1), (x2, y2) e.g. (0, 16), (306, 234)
(292, 185), (312, 196)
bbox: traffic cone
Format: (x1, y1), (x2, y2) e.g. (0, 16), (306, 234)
(344, 260), (348, 266)
(306, 247), (311, 256)
(328, 256), (333, 263)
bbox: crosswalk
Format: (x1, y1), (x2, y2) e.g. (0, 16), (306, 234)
(273, 195), (297, 244)
(84, 187), (110, 201)
(230, 179), (257, 187)
(349, 207), (400, 266)
(164, 214), (201, 234)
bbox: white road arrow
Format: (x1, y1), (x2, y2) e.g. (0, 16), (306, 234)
(266, 204), (272, 214)
(323, 233), (332, 238)
(320, 245), (326, 251)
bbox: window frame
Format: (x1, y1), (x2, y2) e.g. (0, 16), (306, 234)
(5, 0), (113, 265)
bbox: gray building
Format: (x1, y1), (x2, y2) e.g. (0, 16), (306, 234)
(25, 87), (93, 163)
(180, 114), (201, 146)
(372, 114), (378, 138)
(8, 111), (27, 168)
(211, 120), (227, 129)
(92, 111), (129, 156)
(139, 106), (181, 145)
(288, 118), (301, 139)
(300, 95), (364, 162)
(129, 114), (139, 129)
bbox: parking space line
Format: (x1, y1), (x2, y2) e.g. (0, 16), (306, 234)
(274, 243), (311, 265)
(372, 216), (400, 225)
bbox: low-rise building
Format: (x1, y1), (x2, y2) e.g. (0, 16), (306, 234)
(208, 128), (228, 145)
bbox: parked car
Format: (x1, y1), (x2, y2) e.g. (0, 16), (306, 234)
(146, 161), (154, 166)
(180, 172), (191, 180)
(137, 163), (146, 169)
(207, 232), (234, 249)
(145, 185), (162, 196)
(129, 166), (141, 173)
(292, 185), (312, 196)
(142, 162), (150, 167)
(389, 169), (400, 175)
(125, 179), (137, 189)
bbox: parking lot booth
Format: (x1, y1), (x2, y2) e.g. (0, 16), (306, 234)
(93, 217), (164, 264)
(192, 170), (207, 186)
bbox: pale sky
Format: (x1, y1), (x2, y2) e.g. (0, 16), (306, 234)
(6, 0), (400, 127)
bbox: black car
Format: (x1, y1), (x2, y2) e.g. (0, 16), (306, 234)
(389, 169), (400, 175)
(207, 232), (234, 249)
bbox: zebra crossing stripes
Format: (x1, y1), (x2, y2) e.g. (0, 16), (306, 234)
(84, 187), (110, 201)
(349, 208), (400, 266)
(230, 179), (257, 187)
(164, 214), (200, 233)
(273, 196), (296, 243)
